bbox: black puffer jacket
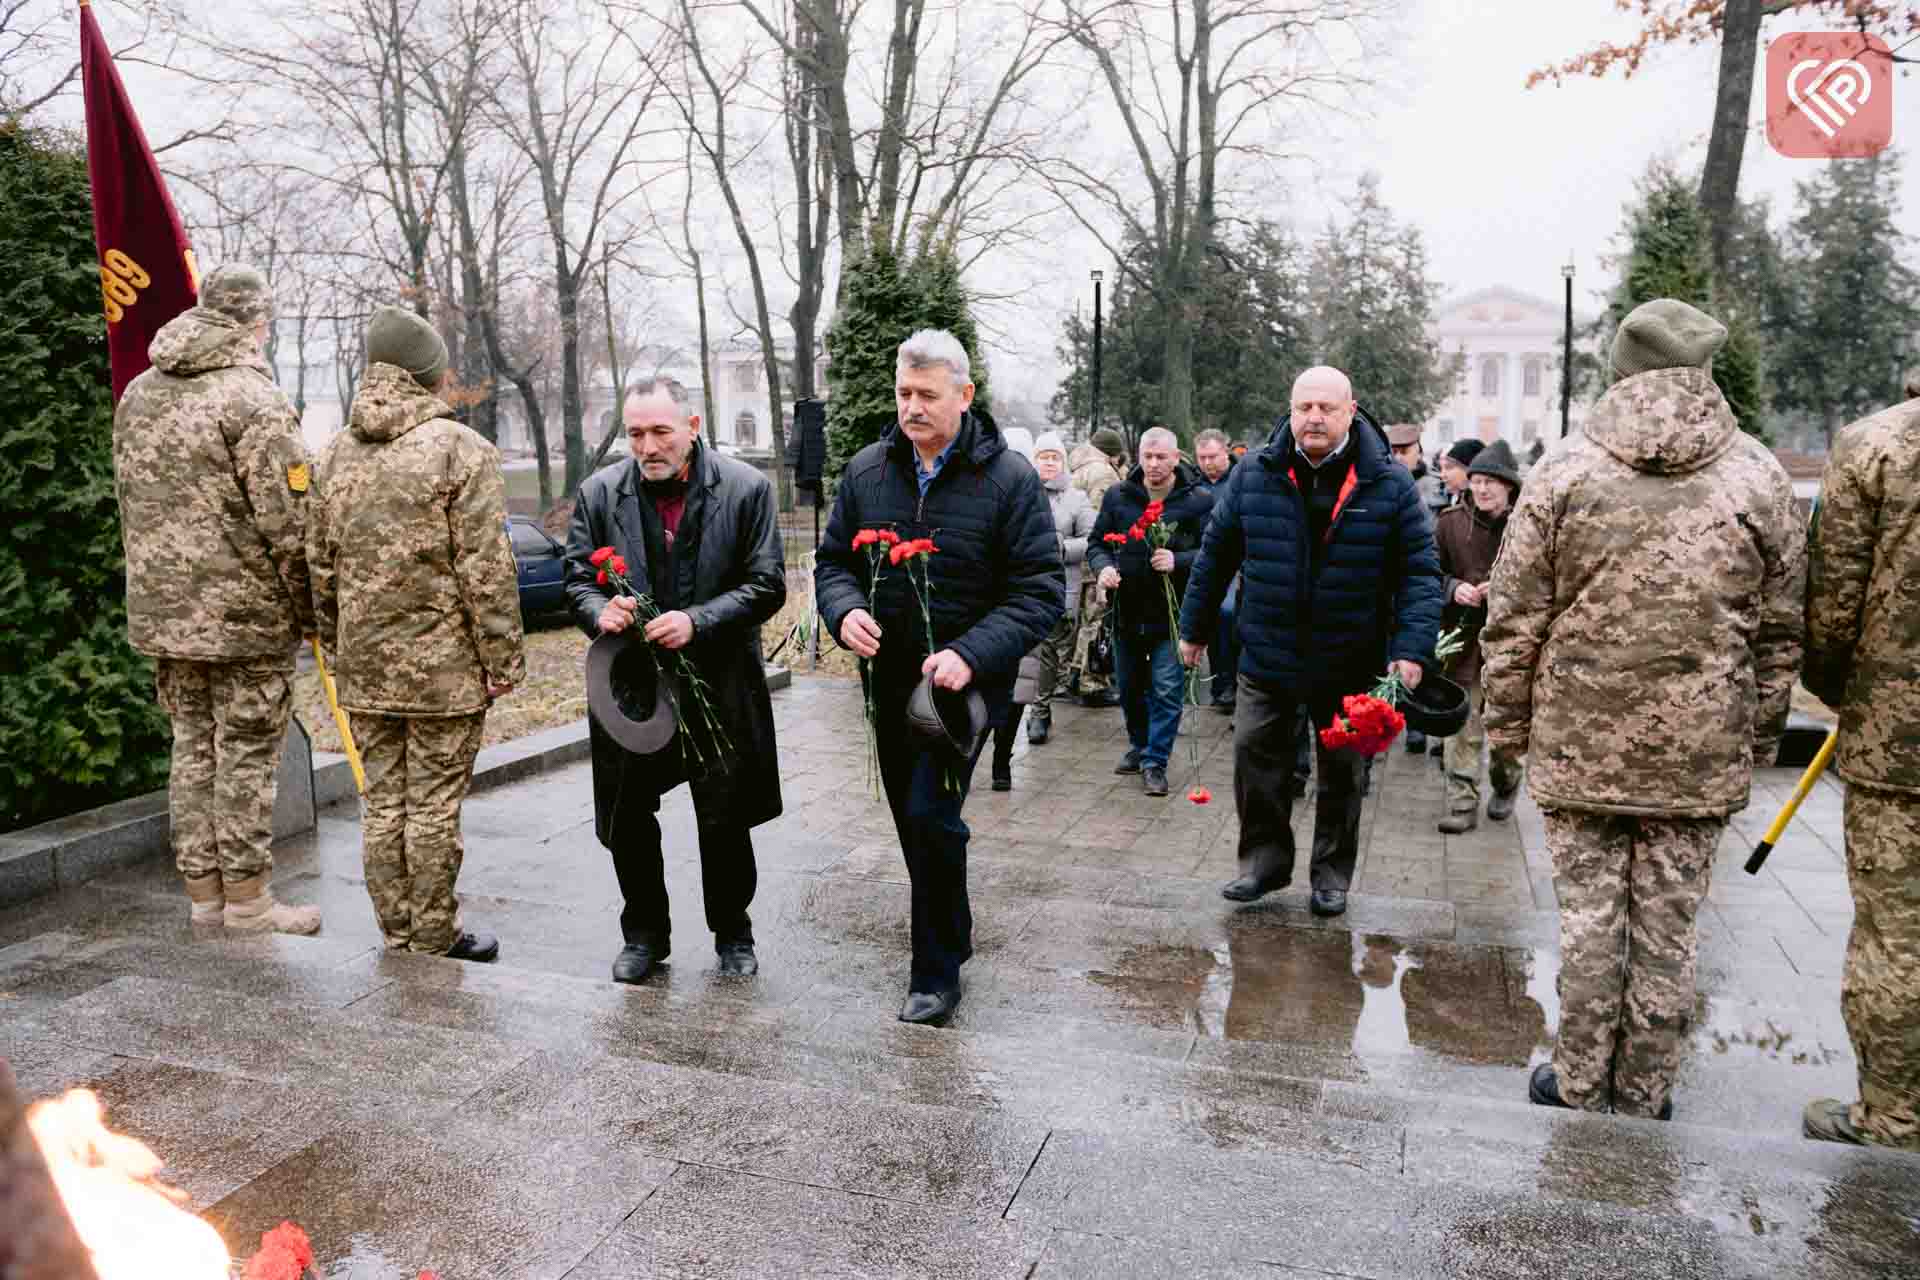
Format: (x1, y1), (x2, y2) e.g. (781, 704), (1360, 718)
(1178, 411), (1442, 693)
(815, 413), (1065, 718)
(1085, 462), (1215, 637)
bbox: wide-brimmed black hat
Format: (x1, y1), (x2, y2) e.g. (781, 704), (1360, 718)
(586, 630), (678, 755)
(906, 674), (988, 758)
(1401, 672), (1471, 737)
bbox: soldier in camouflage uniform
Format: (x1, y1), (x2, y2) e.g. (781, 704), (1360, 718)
(1801, 374), (1920, 1149)
(308, 306), (525, 962)
(112, 264), (322, 934)
(1482, 298), (1805, 1120)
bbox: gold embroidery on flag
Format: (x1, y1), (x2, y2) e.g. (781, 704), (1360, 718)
(99, 249), (151, 325)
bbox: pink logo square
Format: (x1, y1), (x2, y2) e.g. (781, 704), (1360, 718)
(1767, 32), (1894, 159)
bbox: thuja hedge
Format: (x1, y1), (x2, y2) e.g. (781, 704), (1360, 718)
(0, 124), (170, 832)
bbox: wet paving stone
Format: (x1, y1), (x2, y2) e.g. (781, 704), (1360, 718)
(568, 1164), (1050, 1280)
(203, 1109), (676, 1280)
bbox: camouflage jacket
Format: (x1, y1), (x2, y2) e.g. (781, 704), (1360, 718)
(308, 362), (525, 717)
(1805, 394), (1920, 794)
(1068, 443), (1122, 512)
(1481, 368), (1805, 818)
(113, 308), (315, 661)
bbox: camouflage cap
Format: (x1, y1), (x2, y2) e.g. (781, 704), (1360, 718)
(1610, 298), (1726, 381)
(365, 305), (449, 392)
(198, 263), (274, 327)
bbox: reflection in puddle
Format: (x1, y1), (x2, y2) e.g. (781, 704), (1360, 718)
(1351, 934), (1417, 1061)
(1523, 947), (1560, 1067)
(1196, 942), (1232, 1039)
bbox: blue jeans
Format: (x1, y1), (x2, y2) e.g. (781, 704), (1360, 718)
(1209, 577), (1241, 703)
(1114, 625), (1185, 768)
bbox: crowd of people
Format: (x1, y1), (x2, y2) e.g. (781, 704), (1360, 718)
(112, 263), (1919, 1153)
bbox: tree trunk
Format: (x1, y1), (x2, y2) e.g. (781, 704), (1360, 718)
(693, 254), (717, 447)
(558, 269), (586, 494)
(1701, 0), (1763, 275)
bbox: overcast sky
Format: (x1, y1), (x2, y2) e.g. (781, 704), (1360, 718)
(987, 0), (1920, 405)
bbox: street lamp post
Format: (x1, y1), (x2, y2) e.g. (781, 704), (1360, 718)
(1560, 257), (1575, 439)
(1090, 269), (1104, 439)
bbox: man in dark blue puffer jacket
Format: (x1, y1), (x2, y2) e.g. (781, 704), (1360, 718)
(1178, 366), (1442, 917)
(815, 329), (1064, 1026)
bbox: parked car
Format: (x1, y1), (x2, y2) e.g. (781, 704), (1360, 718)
(508, 516), (567, 620)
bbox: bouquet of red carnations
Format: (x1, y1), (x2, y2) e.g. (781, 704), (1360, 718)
(1318, 627), (1467, 757)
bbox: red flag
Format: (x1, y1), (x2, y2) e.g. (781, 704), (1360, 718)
(79, 0), (198, 401)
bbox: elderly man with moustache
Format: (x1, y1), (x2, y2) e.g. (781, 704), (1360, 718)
(1178, 367), (1442, 917)
(815, 330), (1062, 1025)
(566, 377), (787, 985)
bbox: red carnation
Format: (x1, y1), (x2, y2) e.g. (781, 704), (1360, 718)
(853, 529), (877, 549)
(596, 569), (608, 585)
(244, 1223), (315, 1280)
(589, 546), (614, 567)
(610, 554), (628, 576)
(879, 530), (902, 545)
(1188, 786), (1212, 805)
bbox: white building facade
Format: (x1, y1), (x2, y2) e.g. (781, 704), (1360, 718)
(1420, 286), (1590, 457)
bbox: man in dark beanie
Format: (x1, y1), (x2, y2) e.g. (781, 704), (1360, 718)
(310, 305), (525, 963)
(114, 263), (321, 932)
(1436, 438), (1484, 510)
(1435, 439), (1522, 832)
(1483, 297), (1803, 1122)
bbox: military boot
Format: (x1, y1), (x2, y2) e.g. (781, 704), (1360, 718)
(183, 871), (225, 925)
(222, 872), (322, 935)
(1803, 1098), (1869, 1145)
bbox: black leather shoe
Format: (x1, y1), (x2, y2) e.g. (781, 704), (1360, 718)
(1211, 696), (1236, 715)
(1142, 765), (1169, 797)
(991, 769), (1012, 792)
(1487, 789), (1517, 821)
(1026, 711), (1050, 745)
(1081, 689), (1121, 709)
(898, 988), (961, 1026)
(1529, 1062), (1573, 1110)
(1309, 888), (1347, 917)
(1221, 875), (1287, 903)
(715, 942), (758, 977)
(611, 942), (663, 984)
(445, 930), (499, 963)
(1115, 749), (1143, 774)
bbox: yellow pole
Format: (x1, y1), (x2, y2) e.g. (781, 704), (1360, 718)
(1745, 729), (1838, 874)
(311, 637), (366, 795)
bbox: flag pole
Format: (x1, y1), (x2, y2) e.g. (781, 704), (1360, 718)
(312, 637), (366, 795)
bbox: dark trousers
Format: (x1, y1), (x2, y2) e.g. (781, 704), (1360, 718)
(609, 812), (756, 952)
(875, 681), (987, 994)
(1233, 675), (1365, 893)
(1209, 577), (1240, 703)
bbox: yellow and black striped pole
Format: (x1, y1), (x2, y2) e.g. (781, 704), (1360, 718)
(311, 637), (366, 795)
(1745, 729), (1838, 874)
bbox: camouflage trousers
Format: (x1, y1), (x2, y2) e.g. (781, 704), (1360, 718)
(1544, 808), (1723, 1118)
(351, 711), (485, 956)
(1030, 608), (1078, 715)
(1443, 682), (1524, 813)
(1069, 582), (1110, 694)
(154, 657), (294, 881)
(1841, 785), (1920, 1148)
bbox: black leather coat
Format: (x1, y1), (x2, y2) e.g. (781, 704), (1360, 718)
(566, 444), (786, 845)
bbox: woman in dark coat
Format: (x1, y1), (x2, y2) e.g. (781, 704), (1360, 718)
(566, 380), (786, 984)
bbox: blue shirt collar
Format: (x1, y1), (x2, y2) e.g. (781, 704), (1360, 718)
(916, 437), (958, 495)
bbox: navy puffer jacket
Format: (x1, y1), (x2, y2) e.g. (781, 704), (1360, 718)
(815, 412), (1065, 717)
(1085, 461), (1215, 636)
(1178, 411), (1443, 693)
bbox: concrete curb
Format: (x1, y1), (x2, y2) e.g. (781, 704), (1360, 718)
(0, 664), (792, 910)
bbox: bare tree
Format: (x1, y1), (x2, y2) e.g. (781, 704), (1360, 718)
(491, 0), (668, 497)
(1032, 0), (1375, 434)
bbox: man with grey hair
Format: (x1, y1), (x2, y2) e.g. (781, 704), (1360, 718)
(816, 328), (1063, 1025)
(1087, 425), (1217, 796)
(567, 375), (788, 985)
(1192, 427), (1240, 710)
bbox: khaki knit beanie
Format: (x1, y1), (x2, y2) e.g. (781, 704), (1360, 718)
(1091, 427), (1127, 457)
(199, 264), (274, 328)
(366, 305), (450, 391)
(1610, 298), (1727, 382)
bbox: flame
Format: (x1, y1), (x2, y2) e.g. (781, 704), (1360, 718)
(25, 1088), (232, 1280)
